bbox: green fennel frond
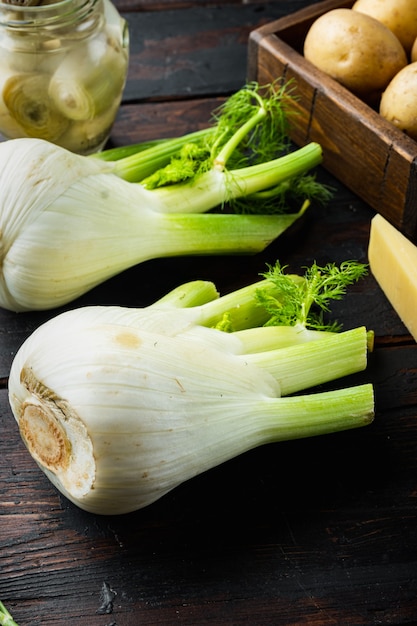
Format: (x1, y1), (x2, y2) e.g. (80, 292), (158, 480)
(140, 82), (332, 213)
(213, 312), (234, 332)
(256, 260), (368, 331)
(210, 80), (293, 168)
(140, 142), (212, 189)
(141, 81), (295, 190)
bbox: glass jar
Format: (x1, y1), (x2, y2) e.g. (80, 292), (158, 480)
(0, 0), (129, 154)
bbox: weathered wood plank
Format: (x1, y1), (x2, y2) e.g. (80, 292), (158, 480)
(119, 2), (315, 101)
(114, 0), (311, 14)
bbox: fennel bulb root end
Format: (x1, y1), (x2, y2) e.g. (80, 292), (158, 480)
(17, 367), (95, 501)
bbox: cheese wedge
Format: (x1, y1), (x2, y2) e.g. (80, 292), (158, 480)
(368, 213), (417, 341)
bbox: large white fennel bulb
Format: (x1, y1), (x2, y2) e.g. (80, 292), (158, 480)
(8, 280), (374, 515)
(0, 137), (318, 312)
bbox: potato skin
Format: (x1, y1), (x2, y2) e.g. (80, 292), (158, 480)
(352, 0), (417, 55)
(380, 62), (417, 140)
(304, 8), (407, 103)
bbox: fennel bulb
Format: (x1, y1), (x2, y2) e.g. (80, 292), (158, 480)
(0, 137), (320, 312)
(9, 266), (374, 515)
(0, 82), (330, 312)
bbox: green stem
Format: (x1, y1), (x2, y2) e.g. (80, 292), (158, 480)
(109, 128), (215, 182)
(158, 210), (304, 270)
(0, 602), (19, 626)
(233, 324), (335, 352)
(300, 271), (319, 326)
(152, 280), (219, 309)
(195, 278), (272, 330)
(214, 104), (267, 169)
(250, 180), (291, 200)
(228, 143), (323, 198)
(93, 139), (164, 162)
(257, 384), (374, 443)
(192, 275), (304, 331)
(150, 142), (322, 215)
(246, 326), (369, 395)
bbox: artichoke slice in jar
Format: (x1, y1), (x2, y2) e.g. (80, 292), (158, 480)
(0, 66), (28, 139)
(3, 73), (69, 141)
(0, 0), (129, 152)
(48, 27), (128, 122)
(57, 100), (120, 154)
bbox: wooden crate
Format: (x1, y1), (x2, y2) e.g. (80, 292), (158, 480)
(248, 0), (417, 240)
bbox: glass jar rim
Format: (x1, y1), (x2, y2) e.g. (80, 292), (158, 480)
(0, 0), (100, 28)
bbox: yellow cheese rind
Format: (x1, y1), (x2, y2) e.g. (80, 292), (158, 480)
(368, 213), (417, 341)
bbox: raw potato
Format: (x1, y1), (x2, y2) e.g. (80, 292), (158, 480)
(304, 8), (407, 103)
(352, 0), (417, 55)
(380, 62), (417, 140)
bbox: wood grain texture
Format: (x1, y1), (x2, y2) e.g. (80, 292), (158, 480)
(1, 1), (417, 624)
(113, 0), (311, 13)
(119, 3), (310, 101)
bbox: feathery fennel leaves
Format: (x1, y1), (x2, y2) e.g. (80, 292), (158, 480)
(256, 260), (368, 331)
(135, 82), (332, 214)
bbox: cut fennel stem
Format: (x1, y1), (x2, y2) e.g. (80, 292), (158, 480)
(9, 277), (374, 515)
(0, 137), (321, 312)
(95, 128), (215, 180)
(0, 602), (18, 626)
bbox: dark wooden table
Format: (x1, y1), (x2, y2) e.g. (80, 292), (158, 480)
(1, 1), (417, 624)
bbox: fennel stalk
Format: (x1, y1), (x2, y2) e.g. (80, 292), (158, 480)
(0, 602), (18, 626)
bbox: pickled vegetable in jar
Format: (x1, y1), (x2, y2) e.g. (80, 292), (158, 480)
(0, 0), (129, 154)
